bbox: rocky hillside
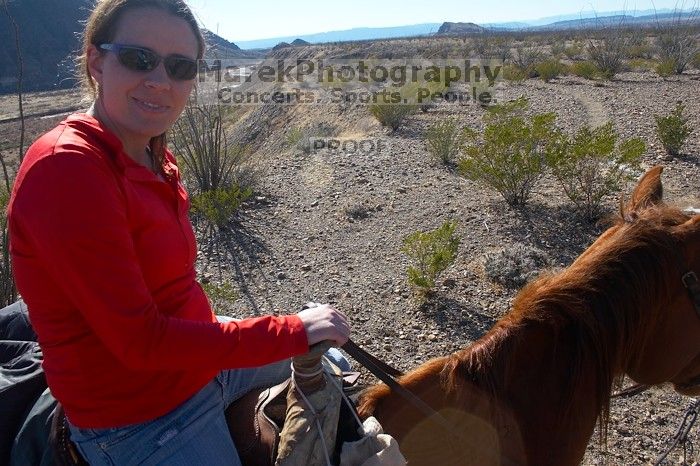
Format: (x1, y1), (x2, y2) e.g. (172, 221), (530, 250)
(0, 1), (249, 94)
(0, 0), (91, 93)
(437, 22), (485, 35)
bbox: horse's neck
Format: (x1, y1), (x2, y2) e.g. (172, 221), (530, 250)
(486, 319), (604, 465)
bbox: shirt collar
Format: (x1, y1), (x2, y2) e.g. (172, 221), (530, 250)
(65, 113), (177, 181)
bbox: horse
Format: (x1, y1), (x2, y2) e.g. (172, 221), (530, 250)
(357, 166), (700, 466)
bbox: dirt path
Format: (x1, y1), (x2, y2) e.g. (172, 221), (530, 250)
(569, 86), (610, 128)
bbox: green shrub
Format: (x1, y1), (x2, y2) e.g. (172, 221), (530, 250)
(546, 122), (645, 220)
(201, 281), (239, 312)
(425, 118), (463, 165)
(564, 42), (585, 60)
(656, 59), (678, 77)
(369, 84), (422, 132)
(401, 221), (459, 297)
(190, 185), (253, 228)
(502, 65), (527, 83)
(535, 60), (566, 83)
(459, 97), (560, 207)
(286, 123), (337, 154)
(570, 61), (600, 79)
(286, 127), (304, 148)
(693, 52), (700, 70)
(627, 58), (657, 72)
(550, 41), (566, 58)
(369, 102), (416, 132)
(625, 44), (654, 59)
(654, 102), (691, 156)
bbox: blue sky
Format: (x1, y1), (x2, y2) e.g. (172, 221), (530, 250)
(187, 0), (695, 42)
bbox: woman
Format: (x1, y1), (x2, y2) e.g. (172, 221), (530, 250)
(7, 0), (351, 464)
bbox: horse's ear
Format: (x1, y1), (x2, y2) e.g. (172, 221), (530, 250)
(626, 166), (664, 214)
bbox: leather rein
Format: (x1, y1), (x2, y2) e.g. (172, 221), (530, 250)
(341, 339), (456, 433)
(341, 339), (470, 452)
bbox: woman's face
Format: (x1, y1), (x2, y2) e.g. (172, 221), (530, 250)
(87, 7), (198, 150)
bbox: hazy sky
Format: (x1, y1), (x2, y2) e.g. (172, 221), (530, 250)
(187, 0), (696, 41)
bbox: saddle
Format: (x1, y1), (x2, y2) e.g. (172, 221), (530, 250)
(225, 378), (292, 466)
(226, 366), (362, 466)
(49, 380), (295, 466)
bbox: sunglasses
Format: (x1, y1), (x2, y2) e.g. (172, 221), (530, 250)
(99, 43), (198, 81)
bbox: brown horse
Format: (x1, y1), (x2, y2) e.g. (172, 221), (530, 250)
(357, 166), (700, 466)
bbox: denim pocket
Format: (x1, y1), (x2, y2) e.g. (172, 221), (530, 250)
(98, 420), (151, 449)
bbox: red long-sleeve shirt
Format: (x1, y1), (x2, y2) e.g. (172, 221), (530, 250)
(8, 113), (308, 428)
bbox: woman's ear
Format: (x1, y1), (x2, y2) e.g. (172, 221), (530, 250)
(86, 44), (105, 88)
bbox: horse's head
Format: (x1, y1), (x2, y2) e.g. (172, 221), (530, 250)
(615, 166), (700, 396)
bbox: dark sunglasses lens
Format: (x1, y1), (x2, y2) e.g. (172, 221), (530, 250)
(164, 57), (197, 80)
(118, 47), (158, 72)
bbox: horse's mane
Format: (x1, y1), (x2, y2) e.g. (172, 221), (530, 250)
(361, 205), (692, 441)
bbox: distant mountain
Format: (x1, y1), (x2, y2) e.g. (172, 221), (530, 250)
(272, 42), (292, 51)
(202, 30), (239, 52)
(499, 8), (680, 27)
(437, 22), (485, 35)
(0, 0), (253, 94)
(532, 11), (699, 30)
(231, 8), (693, 50)
(234, 23), (443, 49)
(270, 38), (311, 51)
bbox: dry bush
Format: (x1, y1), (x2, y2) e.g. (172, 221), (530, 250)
(489, 37), (513, 62)
(512, 43), (545, 76)
(651, 8), (700, 74)
(484, 243), (550, 288)
(587, 35), (626, 79)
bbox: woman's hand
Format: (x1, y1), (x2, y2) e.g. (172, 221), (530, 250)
(296, 303), (350, 347)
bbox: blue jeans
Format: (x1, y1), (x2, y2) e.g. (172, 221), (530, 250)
(68, 337), (350, 465)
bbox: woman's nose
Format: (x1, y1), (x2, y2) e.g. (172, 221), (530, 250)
(144, 62), (171, 90)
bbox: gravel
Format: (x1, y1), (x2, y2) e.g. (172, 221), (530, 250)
(198, 70), (700, 465)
